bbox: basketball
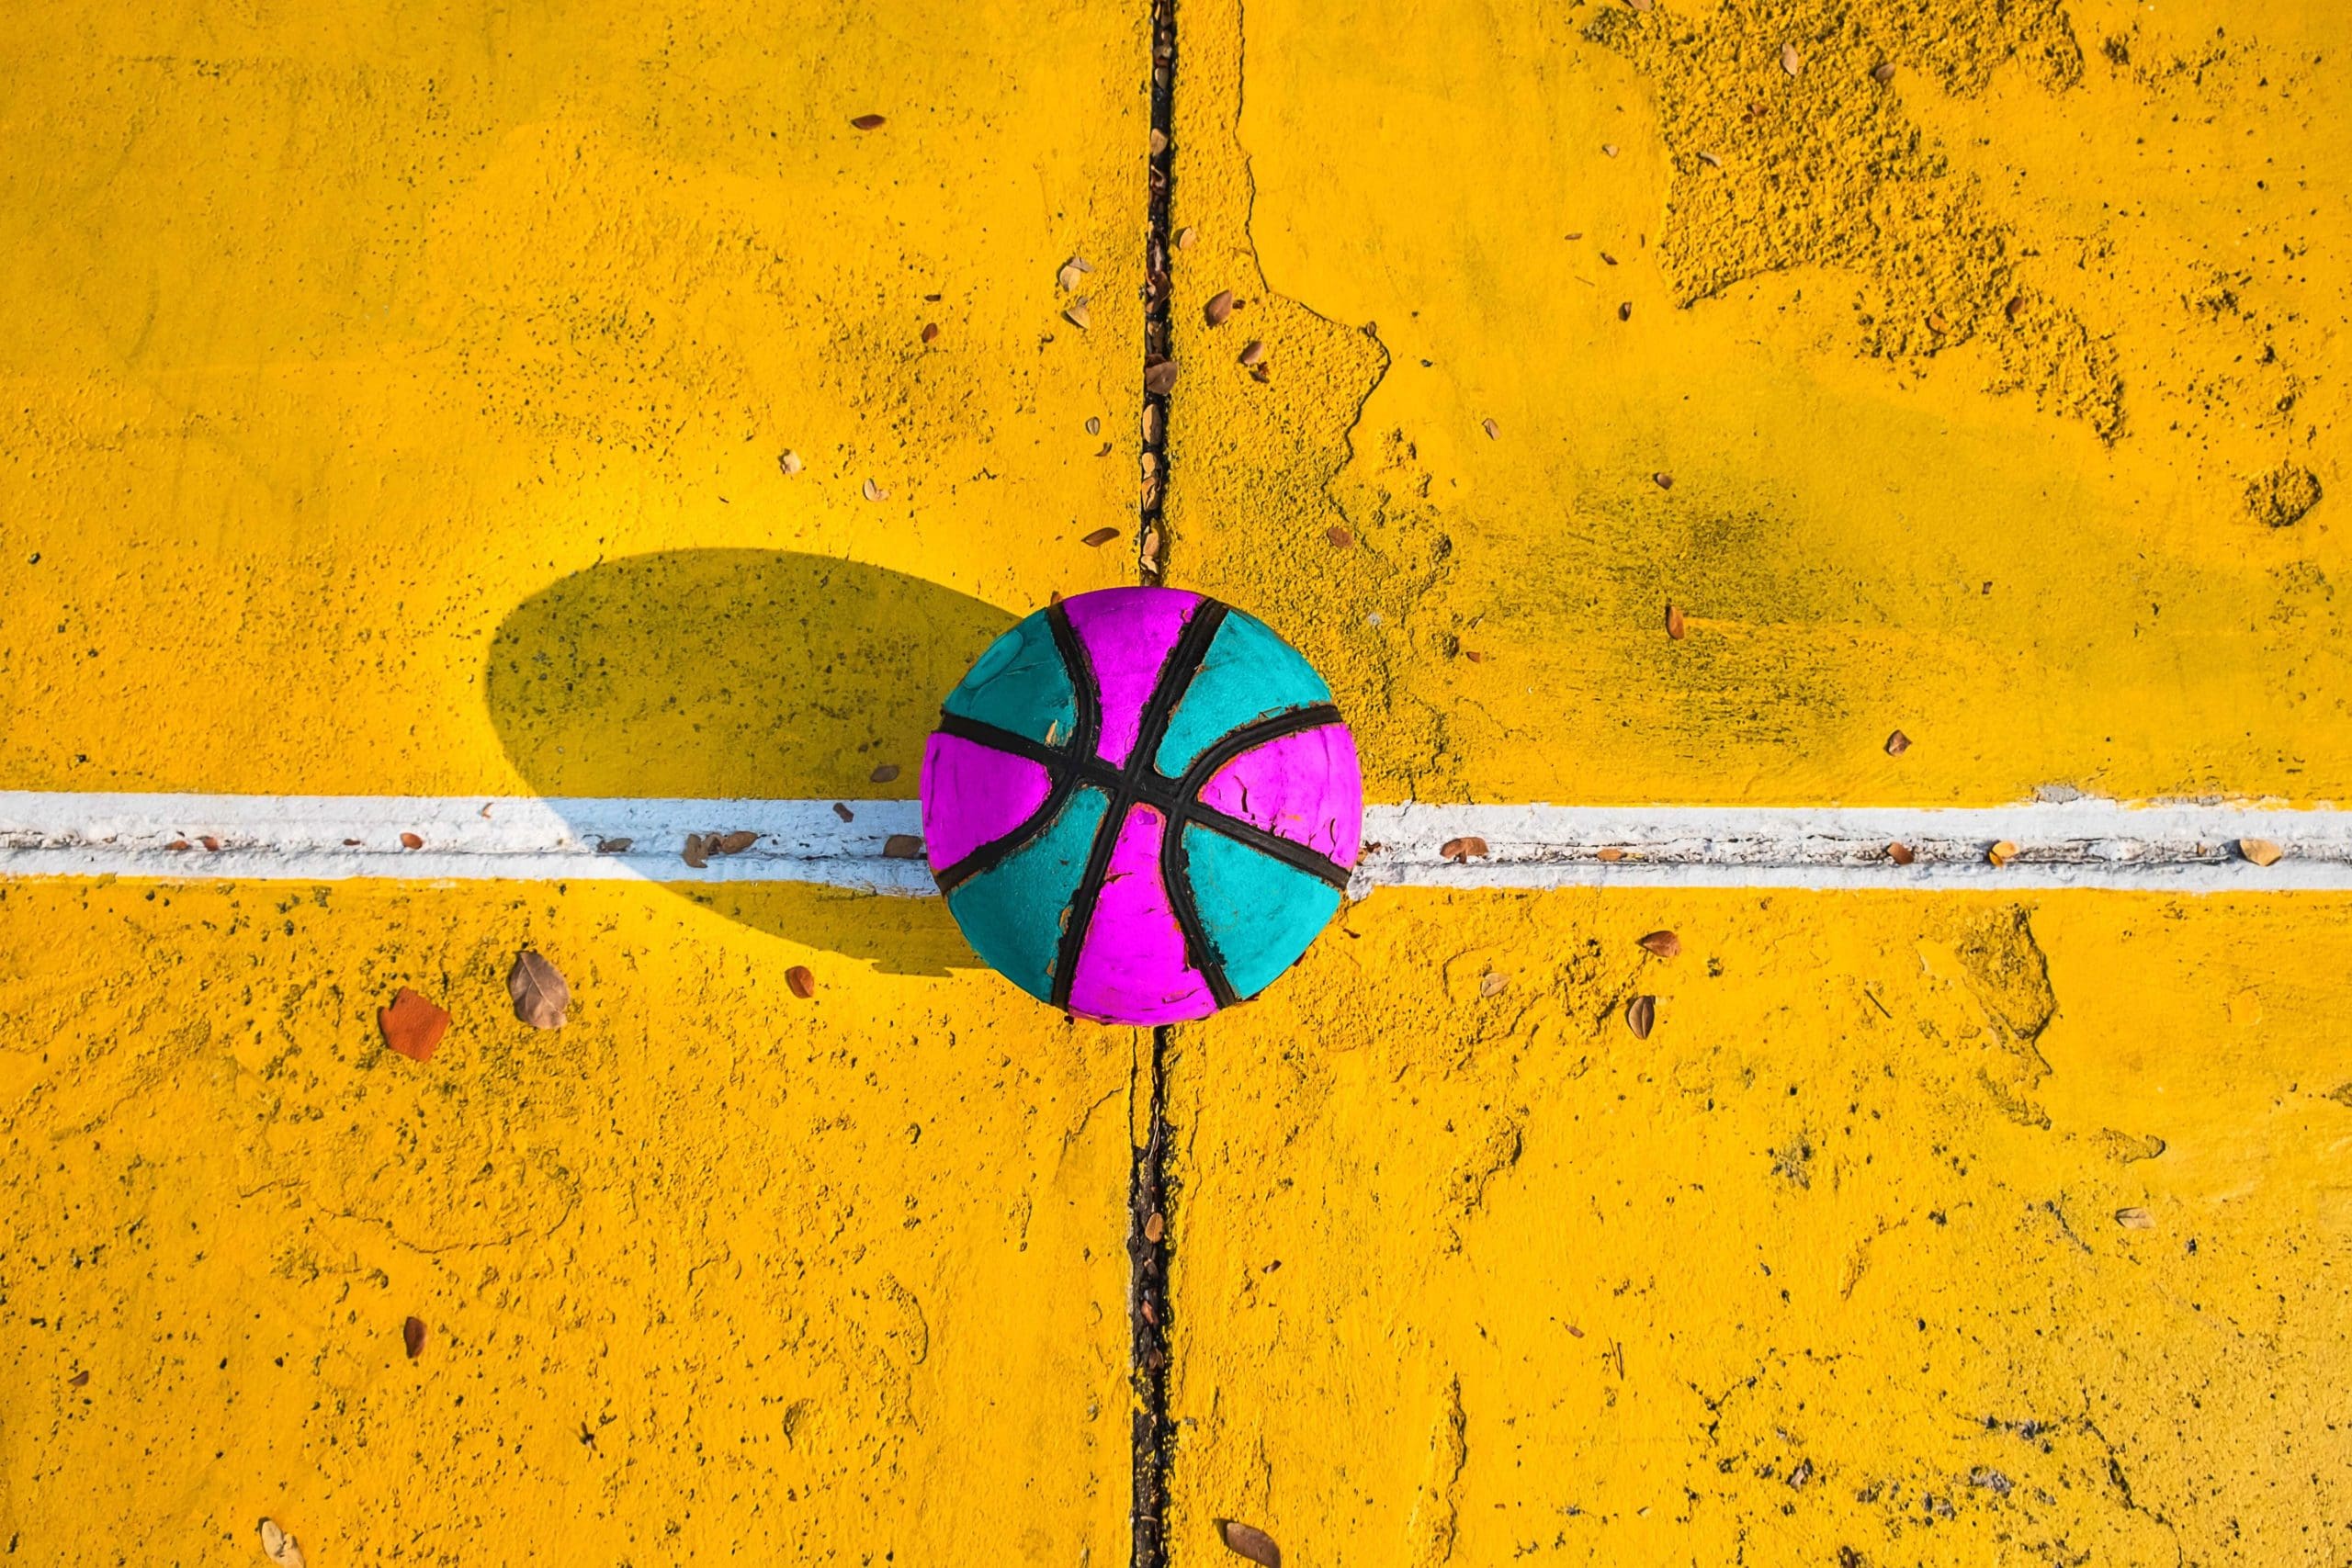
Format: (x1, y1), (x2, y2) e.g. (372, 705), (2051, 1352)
(920, 586), (1363, 1024)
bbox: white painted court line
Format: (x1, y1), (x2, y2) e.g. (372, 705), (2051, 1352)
(4, 793), (2350, 893)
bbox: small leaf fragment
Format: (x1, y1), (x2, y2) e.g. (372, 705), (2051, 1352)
(786, 965), (817, 999)
(1145, 358), (1181, 393)
(1440, 836), (1489, 863)
(1176, 226), (1199, 250)
(1218, 1520), (1283, 1566)
(1698, 149), (1723, 168)
(883, 833), (924, 860)
(715, 830), (759, 855)
(1481, 416), (1500, 439)
(68, 1369), (89, 1387)
(1637, 930), (1681, 959)
(1479, 970), (1510, 998)
(1237, 341), (1267, 367)
(2005, 293), (2024, 321)
(2115, 1206), (2155, 1230)
(777, 449), (804, 476)
(1666, 603), (1686, 640)
(1927, 310), (1949, 334)
(400, 831), (424, 850)
(1618, 300), (1633, 321)
(1326, 525), (1353, 548)
(1625, 994), (1657, 1039)
(921, 322), (939, 344)
(1871, 61), (1896, 84)
(1063, 301), (1092, 330)
(1781, 41), (1803, 76)
(1888, 841), (1917, 866)
(1601, 142), (1619, 157)
(379, 987), (450, 1063)
(1204, 289), (1235, 325)
(402, 1316), (426, 1359)
(832, 803), (854, 822)
(1057, 255), (1094, 292)
(851, 113), (887, 130)
(1085, 416), (1102, 435)
(507, 950), (570, 1030)
(862, 478), (888, 502)
(870, 763), (901, 784)
(1884, 729), (1911, 756)
(1987, 840), (2019, 867)
(1144, 1211), (1165, 1244)
(1653, 470), (1673, 489)
(1627, 0), (1652, 10)
(258, 1519), (307, 1568)
(2239, 837), (2284, 867)
(1082, 526), (1122, 547)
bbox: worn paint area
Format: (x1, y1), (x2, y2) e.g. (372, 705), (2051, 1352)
(1166, 888), (2352, 1564)
(1163, 0), (2352, 806)
(0, 877), (1134, 1561)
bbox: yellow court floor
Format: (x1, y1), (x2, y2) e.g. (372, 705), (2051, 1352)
(5, 0), (2351, 1564)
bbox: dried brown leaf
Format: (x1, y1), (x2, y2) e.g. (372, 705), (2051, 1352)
(2240, 837), (2284, 867)
(379, 987), (449, 1063)
(1145, 1211), (1165, 1243)
(1653, 471), (1673, 489)
(68, 1369), (88, 1387)
(832, 803), (854, 823)
(1063, 301), (1091, 330)
(1781, 42), (1803, 76)
(870, 763), (901, 784)
(921, 322), (939, 344)
(1602, 142), (1619, 157)
(400, 831), (424, 850)
(507, 950), (570, 1030)
(1150, 128), (1169, 156)
(1479, 970), (1510, 998)
(1481, 416), (1500, 439)
(1145, 358), (1181, 393)
(777, 449), (804, 475)
(1665, 603), (1686, 640)
(1927, 310), (1949, 334)
(402, 1316), (426, 1359)
(862, 478), (888, 502)
(1884, 729), (1911, 756)
(596, 837), (632, 854)
(715, 830), (759, 855)
(1326, 525), (1353, 548)
(1618, 300), (1633, 321)
(1082, 526), (1122, 547)
(1596, 846), (1626, 863)
(1176, 226), (1199, 250)
(1085, 415), (1102, 435)
(1987, 840), (2019, 867)
(2005, 294), (2024, 321)
(1625, 994), (1657, 1039)
(850, 113), (887, 130)
(883, 833), (924, 859)
(1698, 150), (1723, 168)
(682, 833), (709, 868)
(1888, 841), (1917, 866)
(1637, 930), (1681, 959)
(1205, 289), (1235, 326)
(1237, 341), (1267, 367)
(1440, 836), (1489, 863)
(1218, 1520), (1283, 1566)
(786, 965), (817, 999)
(1871, 61), (1896, 84)
(2115, 1207), (2155, 1230)
(167, 839), (190, 851)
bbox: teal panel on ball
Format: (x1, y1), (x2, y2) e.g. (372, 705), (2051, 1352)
(1182, 824), (1342, 999)
(1154, 609), (1330, 778)
(944, 785), (1110, 1002)
(941, 611), (1079, 746)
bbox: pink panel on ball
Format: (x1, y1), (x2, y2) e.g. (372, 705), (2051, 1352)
(1067, 804), (1217, 1024)
(1061, 587), (1204, 769)
(1196, 723), (1363, 867)
(921, 731), (1054, 871)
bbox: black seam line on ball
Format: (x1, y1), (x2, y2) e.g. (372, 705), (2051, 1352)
(1049, 601), (1231, 1010)
(1156, 702), (1351, 1004)
(928, 604), (1113, 896)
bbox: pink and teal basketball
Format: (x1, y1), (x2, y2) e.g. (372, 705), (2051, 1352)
(919, 587), (1363, 1025)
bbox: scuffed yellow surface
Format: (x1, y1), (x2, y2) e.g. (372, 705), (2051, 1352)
(1167, 890), (2352, 1564)
(1164, 0), (2352, 806)
(0, 0), (1148, 798)
(0, 878), (1135, 1562)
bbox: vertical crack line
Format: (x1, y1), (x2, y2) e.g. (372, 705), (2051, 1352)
(1137, 0), (1177, 581)
(1129, 1023), (1175, 1568)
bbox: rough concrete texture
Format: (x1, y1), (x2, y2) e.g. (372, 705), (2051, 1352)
(1166, 890), (2352, 1564)
(0, 877), (1136, 1562)
(1163, 0), (2352, 806)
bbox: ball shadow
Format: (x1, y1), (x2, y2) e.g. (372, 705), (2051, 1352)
(484, 548), (1017, 975)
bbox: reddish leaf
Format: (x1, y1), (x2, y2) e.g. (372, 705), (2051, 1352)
(786, 965), (817, 999)
(379, 987), (449, 1063)
(402, 1316), (426, 1359)
(715, 830), (760, 855)
(200, 835), (222, 852)
(507, 950), (570, 1030)
(1888, 841), (1917, 866)
(921, 322), (940, 344)
(400, 831), (424, 850)
(167, 840), (189, 852)
(1637, 930), (1681, 958)
(1218, 1520), (1282, 1566)
(851, 113), (887, 130)
(1665, 604), (1687, 640)
(1440, 836), (1489, 863)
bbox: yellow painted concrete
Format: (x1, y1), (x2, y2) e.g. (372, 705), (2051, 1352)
(0, 0), (1149, 798)
(1164, 0), (2352, 807)
(0, 877), (1136, 1562)
(1167, 889), (2352, 1564)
